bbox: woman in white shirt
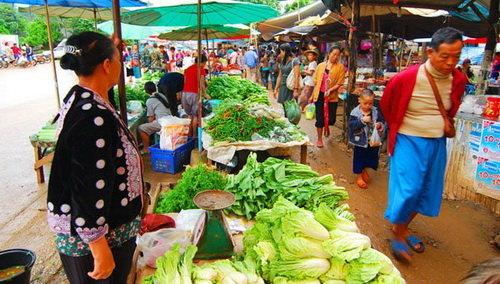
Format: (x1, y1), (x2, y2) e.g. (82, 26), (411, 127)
(298, 49), (318, 110)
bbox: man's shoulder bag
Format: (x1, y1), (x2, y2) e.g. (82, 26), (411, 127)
(424, 67), (456, 138)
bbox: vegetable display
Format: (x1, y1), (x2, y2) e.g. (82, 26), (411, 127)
(224, 153), (349, 219)
(142, 243), (197, 284)
(155, 165), (226, 214)
(242, 197), (406, 283)
(204, 100), (307, 144)
(206, 76), (269, 106)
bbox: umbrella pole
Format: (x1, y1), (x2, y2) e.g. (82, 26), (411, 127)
(94, 8), (98, 32)
(197, 0), (203, 150)
(44, 0), (61, 110)
(112, 0), (128, 125)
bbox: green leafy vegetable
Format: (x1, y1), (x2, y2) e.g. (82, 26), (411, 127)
(206, 76), (269, 106)
(155, 165), (226, 213)
(346, 248), (397, 284)
(314, 204), (359, 233)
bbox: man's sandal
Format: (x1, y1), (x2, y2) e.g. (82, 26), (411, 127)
(406, 235), (425, 253)
(390, 239), (412, 263)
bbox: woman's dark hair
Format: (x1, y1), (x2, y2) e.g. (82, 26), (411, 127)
(60, 31), (116, 76)
(194, 54), (208, 63)
(157, 84), (179, 117)
(279, 43), (294, 61)
(328, 46), (342, 54)
(430, 27), (463, 52)
(144, 81), (156, 94)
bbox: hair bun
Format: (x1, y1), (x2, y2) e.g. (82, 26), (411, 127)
(60, 53), (80, 71)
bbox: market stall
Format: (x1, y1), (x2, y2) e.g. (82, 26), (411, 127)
(444, 99), (500, 214)
(128, 158), (406, 284)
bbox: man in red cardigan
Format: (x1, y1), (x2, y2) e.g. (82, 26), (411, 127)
(380, 27), (467, 263)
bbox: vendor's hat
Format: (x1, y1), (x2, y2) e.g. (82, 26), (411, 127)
(463, 58), (471, 64)
(304, 49), (319, 56)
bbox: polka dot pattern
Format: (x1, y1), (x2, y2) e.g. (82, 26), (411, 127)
(119, 183), (126, 191)
(98, 105), (106, 110)
(94, 117), (104, 126)
(96, 179), (105, 189)
(48, 202), (54, 211)
(96, 217), (105, 226)
(116, 149), (123, 157)
(82, 103), (92, 110)
(75, 217), (85, 226)
(117, 167), (126, 175)
(96, 159), (105, 169)
(95, 200), (104, 209)
(96, 139), (105, 148)
(81, 92), (91, 99)
(121, 198), (128, 206)
(60, 204), (71, 213)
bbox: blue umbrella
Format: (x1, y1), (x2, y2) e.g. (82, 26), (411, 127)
(0, 0), (146, 111)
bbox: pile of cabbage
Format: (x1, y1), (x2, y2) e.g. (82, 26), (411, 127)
(242, 197), (406, 284)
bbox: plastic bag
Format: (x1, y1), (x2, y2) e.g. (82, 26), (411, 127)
(284, 100), (301, 125)
(158, 116), (191, 150)
(127, 100), (142, 114)
(137, 228), (191, 268)
(305, 103), (316, 120)
(369, 125), (382, 147)
(202, 99), (212, 117)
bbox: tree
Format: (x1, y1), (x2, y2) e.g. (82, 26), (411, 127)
(235, 0), (280, 13)
(0, 4), (29, 36)
(284, 0), (314, 13)
(66, 18), (95, 35)
(25, 16), (64, 49)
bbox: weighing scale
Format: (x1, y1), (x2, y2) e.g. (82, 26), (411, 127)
(192, 190), (236, 259)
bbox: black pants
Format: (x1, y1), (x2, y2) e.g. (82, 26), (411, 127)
(59, 237), (136, 284)
(315, 92), (338, 128)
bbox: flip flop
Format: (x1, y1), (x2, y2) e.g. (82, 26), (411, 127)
(390, 239), (412, 263)
(317, 141), (324, 148)
(406, 235), (425, 253)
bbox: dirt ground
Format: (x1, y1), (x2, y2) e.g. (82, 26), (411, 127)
(0, 64), (498, 284)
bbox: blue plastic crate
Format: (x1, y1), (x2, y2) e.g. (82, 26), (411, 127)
(148, 138), (195, 174)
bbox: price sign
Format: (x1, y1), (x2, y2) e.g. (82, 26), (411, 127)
(479, 120), (500, 161)
(475, 158), (500, 200)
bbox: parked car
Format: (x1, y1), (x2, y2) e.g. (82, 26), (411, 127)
(43, 39), (67, 59)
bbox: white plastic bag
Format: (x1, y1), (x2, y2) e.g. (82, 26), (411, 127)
(369, 125), (382, 147)
(137, 228), (191, 268)
(158, 116), (191, 150)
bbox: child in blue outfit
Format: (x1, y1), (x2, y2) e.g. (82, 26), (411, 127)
(348, 89), (385, 188)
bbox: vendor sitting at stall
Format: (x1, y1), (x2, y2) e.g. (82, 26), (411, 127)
(138, 82), (172, 154)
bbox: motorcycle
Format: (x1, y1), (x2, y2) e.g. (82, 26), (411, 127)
(0, 55), (9, 68)
(34, 53), (51, 64)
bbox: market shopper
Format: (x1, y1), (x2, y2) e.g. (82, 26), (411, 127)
(268, 53), (278, 90)
(124, 46), (134, 83)
(141, 43), (151, 74)
(48, 31), (144, 283)
(182, 54), (211, 138)
(273, 43), (301, 105)
(158, 71), (184, 117)
(385, 49), (398, 72)
(380, 27), (467, 263)
(298, 49), (318, 111)
(348, 89), (385, 189)
(150, 43), (163, 73)
(131, 44), (141, 79)
(457, 58), (475, 95)
(260, 51), (270, 89)
(244, 45), (259, 83)
(310, 46), (345, 148)
(139, 82), (172, 153)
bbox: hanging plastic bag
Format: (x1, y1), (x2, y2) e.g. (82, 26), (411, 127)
(305, 103), (316, 120)
(158, 116), (191, 150)
(369, 125), (382, 147)
(284, 100), (301, 125)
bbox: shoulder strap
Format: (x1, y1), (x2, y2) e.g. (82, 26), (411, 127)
(154, 93), (170, 109)
(424, 67), (449, 120)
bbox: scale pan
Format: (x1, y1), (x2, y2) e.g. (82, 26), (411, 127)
(193, 190), (235, 211)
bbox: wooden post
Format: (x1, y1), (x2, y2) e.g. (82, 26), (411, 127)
(474, 0), (499, 96)
(44, 0), (61, 110)
(112, 0), (127, 125)
(344, 0), (359, 142)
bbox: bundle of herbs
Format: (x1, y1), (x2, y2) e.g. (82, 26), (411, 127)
(206, 76), (269, 106)
(154, 164), (227, 213)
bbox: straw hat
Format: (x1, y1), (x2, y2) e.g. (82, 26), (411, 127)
(304, 49), (319, 56)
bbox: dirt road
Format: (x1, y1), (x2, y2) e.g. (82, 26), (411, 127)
(0, 64), (498, 283)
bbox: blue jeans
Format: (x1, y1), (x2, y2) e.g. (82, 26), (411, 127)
(261, 68), (269, 89)
(269, 72), (278, 90)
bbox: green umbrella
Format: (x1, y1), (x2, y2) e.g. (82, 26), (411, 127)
(121, 0), (278, 27)
(97, 20), (173, 40)
(157, 24), (249, 41)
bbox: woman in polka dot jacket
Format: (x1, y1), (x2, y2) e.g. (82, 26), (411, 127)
(47, 32), (144, 283)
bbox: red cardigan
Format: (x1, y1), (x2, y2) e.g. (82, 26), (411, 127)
(380, 64), (467, 155)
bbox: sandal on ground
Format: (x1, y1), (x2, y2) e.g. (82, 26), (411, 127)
(406, 235), (425, 253)
(317, 141), (324, 148)
(390, 239), (412, 263)
(356, 179), (367, 189)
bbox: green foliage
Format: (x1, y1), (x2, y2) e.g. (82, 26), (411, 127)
(66, 18), (95, 35)
(284, 0), (313, 13)
(0, 4), (29, 36)
(235, 0), (280, 12)
(25, 16), (63, 48)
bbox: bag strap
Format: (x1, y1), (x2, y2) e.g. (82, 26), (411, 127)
(154, 93), (171, 110)
(424, 66), (449, 120)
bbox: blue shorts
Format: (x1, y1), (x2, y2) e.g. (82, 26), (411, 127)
(384, 133), (447, 224)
